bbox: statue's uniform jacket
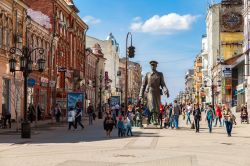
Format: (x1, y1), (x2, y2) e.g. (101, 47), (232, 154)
(139, 71), (168, 112)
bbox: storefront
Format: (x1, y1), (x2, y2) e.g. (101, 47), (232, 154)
(2, 78), (11, 115)
(236, 83), (245, 108)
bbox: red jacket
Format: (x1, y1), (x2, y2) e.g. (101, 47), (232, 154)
(215, 107), (222, 118)
(160, 104), (164, 114)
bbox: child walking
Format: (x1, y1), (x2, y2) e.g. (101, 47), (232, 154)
(117, 116), (125, 137)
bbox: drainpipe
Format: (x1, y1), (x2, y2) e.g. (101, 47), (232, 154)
(83, 27), (89, 113)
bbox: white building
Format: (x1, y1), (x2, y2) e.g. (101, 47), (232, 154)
(206, 4), (222, 105)
(243, 0), (250, 110)
(200, 34), (211, 104)
(206, 4), (221, 71)
(86, 33), (120, 96)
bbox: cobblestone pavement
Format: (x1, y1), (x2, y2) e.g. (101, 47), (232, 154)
(0, 113), (250, 166)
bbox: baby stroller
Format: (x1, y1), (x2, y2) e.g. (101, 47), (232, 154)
(241, 111), (249, 124)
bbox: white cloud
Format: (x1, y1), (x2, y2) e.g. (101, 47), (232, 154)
(130, 13), (199, 35)
(82, 16), (101, 25)
(133, 16), (141, 22)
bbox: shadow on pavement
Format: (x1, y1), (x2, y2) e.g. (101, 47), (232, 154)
(0, 119), (163, 144)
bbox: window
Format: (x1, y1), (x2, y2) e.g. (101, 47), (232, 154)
(6, 29), (10, 49)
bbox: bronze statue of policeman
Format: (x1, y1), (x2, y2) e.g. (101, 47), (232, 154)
(139, 60), (170, 125)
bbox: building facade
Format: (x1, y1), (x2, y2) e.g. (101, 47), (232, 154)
(86, 34), (120, 99)
(243, 0), (250, 111)
(0, 0), (28, 120)
(193, 55), (203, 104)
(24, 0), (88, 113)
(185, 69), (194, 103)
(119, 58), (142, 104)
(206, 0), (244, 107)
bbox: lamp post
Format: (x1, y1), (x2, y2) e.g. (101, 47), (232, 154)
(204, 78), (221, 110)
(125, 32), (135, 113)
(98, 71), (103, 119)
(9, 16), (46, 138)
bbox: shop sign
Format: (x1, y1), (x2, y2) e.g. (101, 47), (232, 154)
(41, 77), (49, 87)
(49, 81), (56, 88)
(27, 78), (36, 87)
(58, 67), (67, 72)
(222, 66), (232, 78)
(41, 77), (49, 83)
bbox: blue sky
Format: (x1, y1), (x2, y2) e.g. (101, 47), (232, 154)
(74, 0), (221, 103)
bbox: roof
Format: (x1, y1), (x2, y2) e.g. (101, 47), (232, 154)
(224, 53), (243, 65)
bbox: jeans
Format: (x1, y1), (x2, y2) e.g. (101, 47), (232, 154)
(214, 117), (222, 126)
(158, 113), (163, 128)
(68, 122), (75, 130)
(170, 116), (174, 128)
(118, 128), (123, 137)
(194, 118), (200, 132)
(174, 115), (179, 129)
(186, 113), (191, 125)
(225, 121), (233, 136)
(127, 127), (133, 136)
(207, 118), (213, 133)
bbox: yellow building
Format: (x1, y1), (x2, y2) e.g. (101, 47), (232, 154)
(193, 55), (202, 104)
(220, 0), (244, 61)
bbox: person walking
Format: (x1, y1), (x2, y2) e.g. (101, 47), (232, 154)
(206, 105), (215, 133)
(54, 103), (62, 123)
(117, 116), (125, 137)
(2, 104), (11, 128)
(67, 108), (76, 130)
(168, 103), (174, 129)
(173, 100), (181, 129)
(28, 103), (35, 123)
(193, 104), (201, 133)
(223, 104), (234, 137)
(103, 113), (114, 137)
(186, 103), (192, 125)
(214, 105), (222, 127)
(158, 104), (164, 128)
(87, 103), (94, 125)
(125, 116), (133, 136)
(74, 108), (84, 129)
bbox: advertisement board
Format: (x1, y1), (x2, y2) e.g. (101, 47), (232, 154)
(67, 92), (84, 113)
(111, 96), (120, 107)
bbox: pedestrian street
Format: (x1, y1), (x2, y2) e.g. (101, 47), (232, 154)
(0, 112), (250, 166)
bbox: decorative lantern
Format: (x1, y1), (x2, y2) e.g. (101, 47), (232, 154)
(37, 58), (46, 72)
(28, 59), (33, 72)
(9, 58), (17, 73)
(20, 56), (26, 71)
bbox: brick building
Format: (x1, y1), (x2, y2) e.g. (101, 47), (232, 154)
(119, 58), (142, 104)
(0, 0), (28, 120)
(24, 0), (88, 112)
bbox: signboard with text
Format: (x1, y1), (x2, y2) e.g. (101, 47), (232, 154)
(111, 96), (120, 107)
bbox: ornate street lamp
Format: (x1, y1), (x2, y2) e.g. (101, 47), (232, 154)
(125, 32), (135, 113)
(9, 58), (17, 73)
(9, 16), (45, 139)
